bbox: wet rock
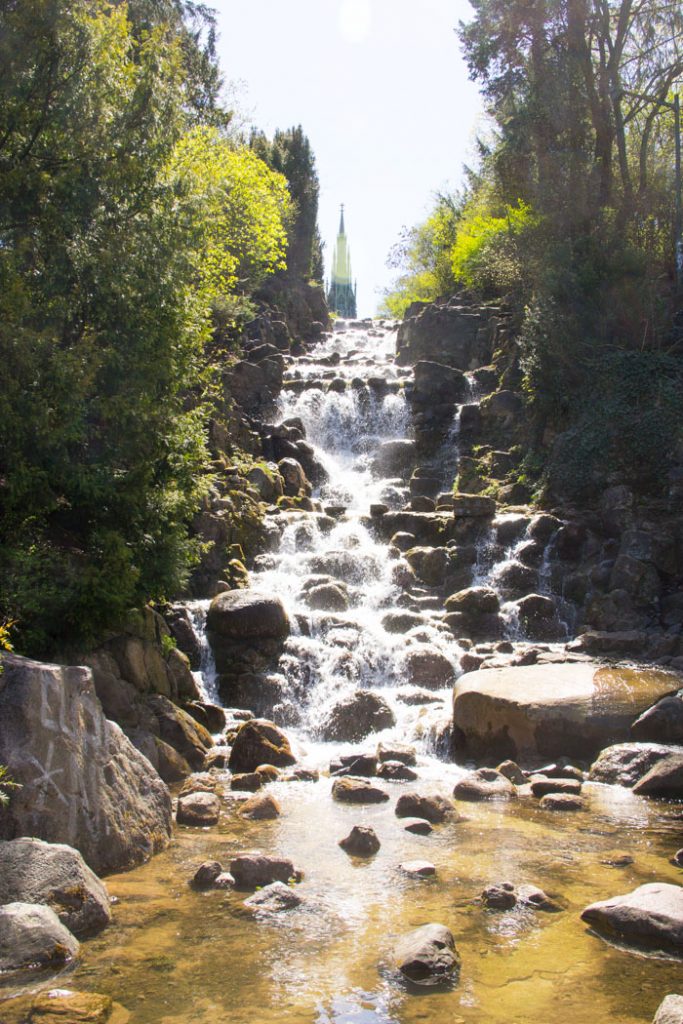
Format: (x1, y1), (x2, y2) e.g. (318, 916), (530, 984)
(395, 792), (453, 823)
(382, 610), (424, 633)
(230, 854), (299, 889)
(282, 766), (320, 783)
(589, 743), (678, 787)
(600, 852), (635, 868)
(191, 860), (224, 889)
(321, 691), (396, 742)
(400, 860), (436, 878)
(230, 772), (263, 792)
(495, 562), (537, 597)
(517, 884), (563, 912)
(496, 760), (526, 785)
(239, 793), (281, 820)
(304, 582), (350, 612)
(393, 922), (460, 987)
(243, 881), (303, 913)
(632, 753), (683, 799)
(339, 825), (381, 857)
(516, 594), (564, 641)
(482, 882), (517, 910)
(453, 768), (517, 802)
(391, 532), (417, 552)
(453, 664), (678, 764)
(528, 513), (562, 543)
(405, 546), (452, 585)
(396, 688), (443, 706)
(207, 591), (290, 641)
(400, 645), (455, 689)
(653, 995), (683, 1024)
(378, 760), (418, 781)
(530, 776), (582, 798)
(228, 718), (296, 772)
(13, 989), (116, 1022)
(179, 772), (221, 796)
(373, 439), (416, 476)
(0, 902), (79, 973)
(632, 696), (683, 745)
(255, 764), (281, 783)
(0, 653), (172, 875)
(329, 752), (378, 777)
(402, 817), (433, 835)
(146, 694), (213, 770)
(411, 496), (436, 513)
(452, 494), (497, 518)
(204, 746), (230, 770)
(446, 587), (500, 616)
(0, 838), (110, 938)
(377, 742), (417, 766)
(672, 850), (683, 868)
(278, 457), (310, 497)
(581, 883), (683, 954)
(176, 791), (220, 827)
(184, 701), (227, 734)
(539, 793), (585, 811)
(332, 777), (390, 804)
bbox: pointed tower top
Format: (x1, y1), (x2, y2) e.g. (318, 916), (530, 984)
(339, 203), (345, 235)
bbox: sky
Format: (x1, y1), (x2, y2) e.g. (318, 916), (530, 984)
(215, 0), (484, 316)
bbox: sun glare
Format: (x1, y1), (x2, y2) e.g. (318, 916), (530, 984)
(338, 0), (372, 43)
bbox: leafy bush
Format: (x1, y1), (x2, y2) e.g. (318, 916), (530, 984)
(450, 201), (538, 297)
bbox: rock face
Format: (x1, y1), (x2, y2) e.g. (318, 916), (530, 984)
(228, 718), (296, 772)
(581, 883), (683, 954)
(0, 902), (80, 973)
(393, 923), (460, 987)
(452, 663), (679, 763)
(0, 653), (172, 875)
(0, 838), (111, 938)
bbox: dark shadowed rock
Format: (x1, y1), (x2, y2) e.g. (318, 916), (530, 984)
(581, 883), (683, 954)
(0, 653), (172, 875)
(482, 882), (517, 910)
(400, 646), (455, 689)
(145, 694), (213, 770)
(393, 923), (460, 987)
(395, 792), (453, 823)
(378, 760), (418, 781)
(453, 768), (516, 802)
(332, 777), (389, 804)
(191, 861), (223, 890)
(632, 753), (683, 799)
(632, 696), (683, 745)
(0, 902), (79, 973)
(321, 691), (396, 742)
(230, 854), (299, 889)
(228, 719), (296, 772)
(339, 825), (381, 857)
(0, 838), (110, 938)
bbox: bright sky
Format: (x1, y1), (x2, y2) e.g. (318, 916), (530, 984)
(215, 0), (483, 315)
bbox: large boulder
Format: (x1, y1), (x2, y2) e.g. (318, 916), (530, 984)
(400, 646), (455, 689)
(581, 883), (683, 954)
(632, 696), (683, 745)
(452, 663), (679, 764)
(228, 718), (296, 772)
(0, 838), (110, 938)
(396, 303), (491, 370)
(0, 902), (79, 973)
(373, 439), (416, 477)
(320, 690), (396, 742)
(632, 752), (683, 799)
(207, 590), (290, 642)
(393, 923), (460, 987)
(0, 653), (172, 875)
(145, 694), (213, 770)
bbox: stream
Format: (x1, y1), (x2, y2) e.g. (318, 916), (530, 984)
(25, 323), (683, 1023)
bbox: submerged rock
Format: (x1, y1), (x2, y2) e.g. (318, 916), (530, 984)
(339, 825), (381, 857)
(582, 883), (683, 954)
(401, 817), (433, 835)
(399, 860), (436, 878)
(393, 923), (460, 987)
(482, 882), (517, 910)
(243, 881), (303, 913)
(452, 663), (679, 763)
(0, 902), (79, 973)
(0, 838), (110, 938)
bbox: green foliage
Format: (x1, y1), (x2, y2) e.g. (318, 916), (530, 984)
(450, 200), (537, 296)
(0, 1), (291, 654)
(0, 764), (20, 809)
(548, 351), (683, 500)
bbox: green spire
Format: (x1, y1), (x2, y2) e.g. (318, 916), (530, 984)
(328, 203), (357, 317)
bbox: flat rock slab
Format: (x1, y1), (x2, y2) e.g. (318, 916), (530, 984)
(453, 663), (679, 763)
(0, 902), (79, 973)
(393, 923), (460, 987)
(243, 881), (302, 913)
(582, 883), (683, 954)
(400, 860), (436, 878)
(530, 776), (582, 798)
(539, 793), (585, 811)
(0, 838), (110, 938)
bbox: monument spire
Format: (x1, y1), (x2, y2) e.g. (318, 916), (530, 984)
(327, 203), (357, 318)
